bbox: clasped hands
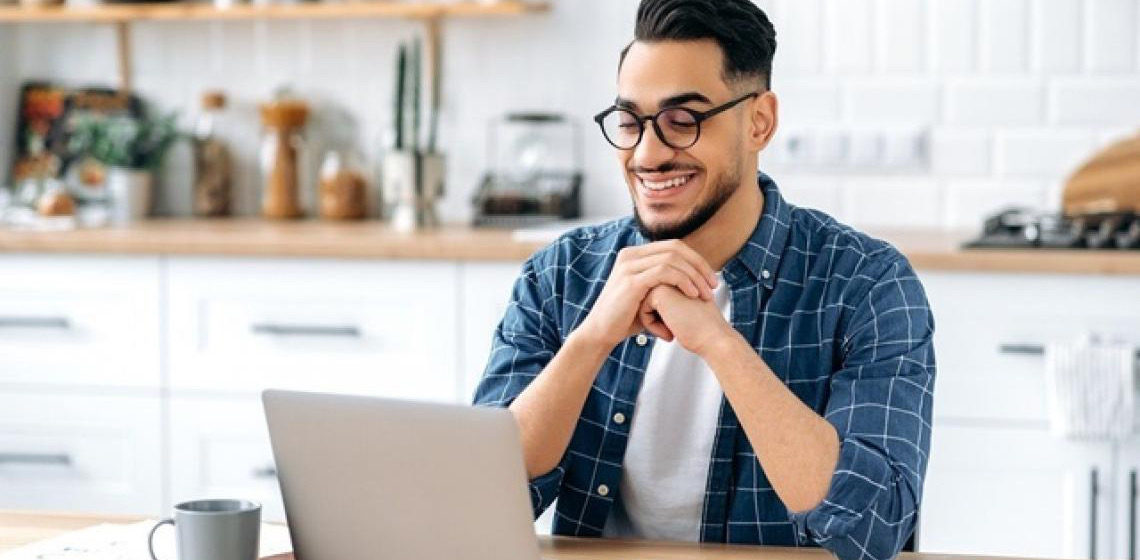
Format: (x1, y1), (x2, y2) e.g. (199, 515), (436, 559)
(578, 240), (737, 356)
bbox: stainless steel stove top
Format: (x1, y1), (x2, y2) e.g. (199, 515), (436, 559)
(966, 208), (1140, 250)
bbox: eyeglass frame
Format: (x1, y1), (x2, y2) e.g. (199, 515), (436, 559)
(592, 90), (761, 151)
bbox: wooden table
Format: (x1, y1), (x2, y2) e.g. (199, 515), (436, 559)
(0, 511), (1025, 560)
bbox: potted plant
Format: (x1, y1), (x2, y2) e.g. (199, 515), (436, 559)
(383, 37), (445, 232)
(67, 112), (180, 223)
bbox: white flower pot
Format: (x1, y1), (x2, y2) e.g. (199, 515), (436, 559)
(381, 151), (445, 232)
(106, 167), (154, 224)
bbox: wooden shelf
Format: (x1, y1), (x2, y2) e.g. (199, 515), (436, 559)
(0, 0), (548, 23)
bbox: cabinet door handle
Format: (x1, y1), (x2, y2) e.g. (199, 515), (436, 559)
(0, 317), (71, 330)
(250, 324), (361, 338)
(999, 344), (1140, 359)
(251, 465), (278, 479)
(1130, 470), (1137, 560)
(1091, 468), (1100, 560)
(0, 452), (73, 467)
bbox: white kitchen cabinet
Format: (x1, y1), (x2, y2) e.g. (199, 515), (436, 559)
(1113, 434), (1140, 560)
(920, 423), (1113, 559)
(168, 396), (285, 522)
(459, 262), (524, 402)
(0, 392), (162, 515)
(921, 272), (1140, 424)
(2, 248), (1138, 557)
(167, 257), (462, 402)
(919, 271), (1140, 559)
(0, 255), (161, 389)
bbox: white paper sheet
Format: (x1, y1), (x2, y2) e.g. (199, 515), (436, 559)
(0, 519), (293, 560)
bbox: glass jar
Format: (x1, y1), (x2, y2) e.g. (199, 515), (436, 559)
(318, 149), (369, 221)
(258, 97), (309, 220)
(193, 91), (233, 218)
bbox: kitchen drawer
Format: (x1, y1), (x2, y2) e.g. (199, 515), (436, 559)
(922, 272), (1140, 423)
(0, 392), (162, 515)
(920, 423), (1111, 559)
(0, 255), (161, 388)
(169, 397), (284, 522)
(168, 258), (460, 401)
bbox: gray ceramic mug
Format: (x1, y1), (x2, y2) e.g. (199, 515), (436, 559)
(148, 499), (261, 560)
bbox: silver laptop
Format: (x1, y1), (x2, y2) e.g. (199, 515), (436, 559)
(262, 389), (541, 560)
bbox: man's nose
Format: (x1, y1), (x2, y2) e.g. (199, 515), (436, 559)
(631, 121), (676, 170)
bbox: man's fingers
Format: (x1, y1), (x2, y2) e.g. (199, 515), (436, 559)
(654, 240), (718, 288)
(633, 265), (701, 300)
(638, 301), (673, 342)
(624, 253), (714, 300)
(643, 319), (673, 342)
(623, 240), (717, 290)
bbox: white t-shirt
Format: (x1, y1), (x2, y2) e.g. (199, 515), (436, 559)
(603, 273), (731, 541)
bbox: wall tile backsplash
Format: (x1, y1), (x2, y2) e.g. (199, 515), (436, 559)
(2, 0), (1139, 231)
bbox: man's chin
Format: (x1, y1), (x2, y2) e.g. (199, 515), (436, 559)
(633, 181), (735, 241)
(634, 212), (697, 241)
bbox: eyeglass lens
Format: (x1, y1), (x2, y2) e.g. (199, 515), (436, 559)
(600, 108), (699, 150)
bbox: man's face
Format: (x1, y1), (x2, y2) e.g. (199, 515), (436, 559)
(616, 39), (750, 241)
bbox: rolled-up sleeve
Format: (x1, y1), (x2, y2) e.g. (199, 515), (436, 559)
(790, 257), (936, 560)
(472, 255), (565, 517)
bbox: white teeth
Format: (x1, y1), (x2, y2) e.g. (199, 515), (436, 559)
(641, 174), (694, 191)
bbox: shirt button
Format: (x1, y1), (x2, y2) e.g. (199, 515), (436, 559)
(613, 412), (626, 425)
(635, 334), (648, 346)
(597, 484), (610, 497)
(761, 269), (771, 280)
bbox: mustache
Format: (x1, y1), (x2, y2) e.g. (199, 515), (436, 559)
(628, 162), (702, 174)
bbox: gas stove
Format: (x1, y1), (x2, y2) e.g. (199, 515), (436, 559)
(966, 207), (1140, 250)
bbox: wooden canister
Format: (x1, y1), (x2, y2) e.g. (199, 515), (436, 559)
(259, 99), (310, 220)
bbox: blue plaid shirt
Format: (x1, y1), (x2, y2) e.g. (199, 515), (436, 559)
(474, 173), (935, 560)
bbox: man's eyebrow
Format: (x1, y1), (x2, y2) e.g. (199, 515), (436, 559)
(660, 92), (712, 108)
(614, 92), (712, 112)
(615, 96), (637, 110)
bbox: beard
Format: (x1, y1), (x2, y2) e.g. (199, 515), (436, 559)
(633, 165), (741, 242)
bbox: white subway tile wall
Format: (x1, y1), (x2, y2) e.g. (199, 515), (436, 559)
(2, 0), (1138, 229)
(932, 0), (979, 74)
(1086, 0), (1137, 72)
(979, 0), (1031, 73)
(945, 79), (1045, 126)
(1033, 0), (1082, 73)
(877, 0), (926, 74)
(945, 179), (1047, 230)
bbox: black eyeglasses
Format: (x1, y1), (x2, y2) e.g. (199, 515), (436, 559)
(593, 91), (760, 151)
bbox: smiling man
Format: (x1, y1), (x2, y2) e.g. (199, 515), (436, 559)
(473, 1), (935, 559)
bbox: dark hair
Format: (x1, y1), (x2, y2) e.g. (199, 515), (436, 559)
(619, 0), (777, 90)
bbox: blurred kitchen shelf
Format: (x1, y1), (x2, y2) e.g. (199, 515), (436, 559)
(0, 0), (548, 95)
(0, 0), (549, 23)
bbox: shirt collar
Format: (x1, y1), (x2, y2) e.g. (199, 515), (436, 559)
(722, 172), (790, 290)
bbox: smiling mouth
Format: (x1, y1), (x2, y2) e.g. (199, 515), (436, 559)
(638, 172), (698, 192)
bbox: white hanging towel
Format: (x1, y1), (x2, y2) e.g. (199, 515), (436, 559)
(1044, 336), (1137, 441)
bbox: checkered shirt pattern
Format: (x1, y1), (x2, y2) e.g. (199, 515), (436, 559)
(473, 173), (936, 560)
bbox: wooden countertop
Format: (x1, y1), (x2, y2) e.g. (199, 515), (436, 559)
(1, 219), (1139, 275)
(0, 219), (545, 262)
(0, 511), (1021, 560)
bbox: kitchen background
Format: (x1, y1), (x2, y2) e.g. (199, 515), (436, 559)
(1, 1), (1140, 560)
(2, 0), (1139, 226)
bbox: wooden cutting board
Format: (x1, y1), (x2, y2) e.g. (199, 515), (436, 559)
(1063, 132), (1140, 216)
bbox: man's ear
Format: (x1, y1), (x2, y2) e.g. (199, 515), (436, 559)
(746, 90), (779, 153)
